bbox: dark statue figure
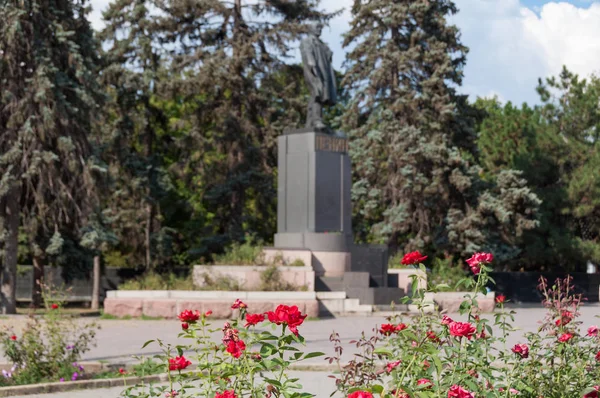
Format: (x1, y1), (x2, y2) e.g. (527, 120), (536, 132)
(300, 22), (337, 132)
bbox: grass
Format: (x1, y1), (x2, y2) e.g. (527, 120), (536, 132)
(99, 312), (162, 321)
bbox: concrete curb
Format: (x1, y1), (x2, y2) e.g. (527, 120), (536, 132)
(0, 363), (340, 397)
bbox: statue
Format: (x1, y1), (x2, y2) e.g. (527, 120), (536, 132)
(300, 22), (337, 132)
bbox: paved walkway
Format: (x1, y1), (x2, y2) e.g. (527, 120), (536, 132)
(3, 304), (600, 397)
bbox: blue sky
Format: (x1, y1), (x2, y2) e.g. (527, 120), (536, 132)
(88, 0), (600, 106)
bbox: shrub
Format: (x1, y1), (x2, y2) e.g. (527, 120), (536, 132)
(0, 296), (98, 386)
(213, 235), (264, 265)
(119, 272), (195, 291)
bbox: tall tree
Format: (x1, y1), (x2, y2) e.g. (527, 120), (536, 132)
(0, 0), (102, 310)
(477, 67), (600, 271)
(156, 0), (332, 255)
(99, 0), (174, 270)
(342, 0), (540, 263)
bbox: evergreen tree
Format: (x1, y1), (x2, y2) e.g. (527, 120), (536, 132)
(158, 0), (331, 255)
(0, 0), (102, 310)
(342, 0), (540, 263)
(99, 0), (174, 269)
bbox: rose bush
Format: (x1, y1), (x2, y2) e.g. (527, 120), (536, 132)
(327, 255), (600, 398)
(121, 252), (600, 398)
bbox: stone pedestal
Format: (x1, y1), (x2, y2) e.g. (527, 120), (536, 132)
(274, 129), (353, 276)
(274, 129), (353, 252)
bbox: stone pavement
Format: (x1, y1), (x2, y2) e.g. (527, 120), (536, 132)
(2, 304), (600, 397)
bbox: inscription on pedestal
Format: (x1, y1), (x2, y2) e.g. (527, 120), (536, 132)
(315, 135), (348, 153)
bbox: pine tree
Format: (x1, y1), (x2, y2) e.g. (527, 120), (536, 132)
(157, 0), (331, 253)
(342, 0), (540, 263)
(0, 0), (102, 310)
(98, 0), (174, 269)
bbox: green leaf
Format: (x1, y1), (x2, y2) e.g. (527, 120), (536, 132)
(301, 352), (325, 360)
(141, 340), (155, 349)
(373, 347), (393, 356)
(372, 385), (384, 394)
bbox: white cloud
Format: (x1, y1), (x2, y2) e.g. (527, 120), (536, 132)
(87, 0), (600, 106)
(452, 0), (600, 104)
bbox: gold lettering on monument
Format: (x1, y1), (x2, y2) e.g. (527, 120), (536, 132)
(315, 135), (348, 153)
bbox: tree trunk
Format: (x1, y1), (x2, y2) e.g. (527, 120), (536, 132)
(0, 184), (20, 314)
(31, 256), (44, 308)
(145, 201), (154, 270)
(91, 254), (101, 310)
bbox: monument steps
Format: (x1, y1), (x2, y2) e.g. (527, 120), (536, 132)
(315, 273), (406, 306)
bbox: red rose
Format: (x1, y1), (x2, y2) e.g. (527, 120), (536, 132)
(448, 385), (475, 398)
(558, 333), (574, 343)
(584, 386), (600, 398)
(588, 326), (598, 337)
(51, 303), (59, 310)
(215, 390), (237, 398)
(204, 310), (212, 317)
(347, 392), (373, 398)
(427, 330), (441, 343)
(495, 294), (506, 304)
(379, 324), (397, 335)
(511, 343), (529, 359)
(401, 251), (428, 265)
(417, 378), (432, 388)
(266, 305), (307, 336)
(385, 360), (401, 373)
(595, 351), (600, 362)
(231, 299), (247, 310)
(244, 313), (265, 328)
(556, 310), (573, 326)
(178, 310), (200, 323)
(166, 391), (179, 398)
(10, 335), (16, 341)
(119, 368), (126, 374)
(181, 323), (189, 330)
(449, 322), (476, 340)
(226, 339), (246, 358)
(466, 252), (493, 274)
(395, 323), (407, 332)
(441, 315), (454, 325)
(168, 356), (191, 371)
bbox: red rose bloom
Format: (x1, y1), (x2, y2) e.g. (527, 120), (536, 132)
(51, 303), (59, 310)
(427, 330), (441, 343)
(385, 360), (401, 373)
(347, 392), (373, 398)
(588, 326), (598, 337)
(215, 390), (237, 398)
(119, 368), (126, 374)
(226, 339), (246, 358)
(245, 313), (265, 328)
(401, 251), (428, 265)
(595, 351), (600, 362)
(449, 322), (476, 340)
(584, 386), (600, 398)
(495, 294), (506, 304)
(10, 335), (16, 341)
(379, 324), (397, 335)
(181, 323), (189, 330)
(417, 378), (433, 388)
(556, 310), (573, 326)
(231, 299), (247, 310)
(448, 385), (475, 398)
(204, 310), (212, 317)
(558, 333), (574, 343)
(178, 310), (200, 323)
(168, 356), (191, 371)
(395, 323), (407, 332)
(466, 252), (493, 274)
(266, 305), (307, 336)
(512, 343), (529, 358)
(441, 315), (454, 325)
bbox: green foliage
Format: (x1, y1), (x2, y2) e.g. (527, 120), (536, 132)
(259, 265), (305, 292)
(0, 301), (98, 385)
(197, 273), (241, 292)
(427, 257), (468, 292)
(475, 67), (600, 270)
(119, 273), (195, 291)
(342, 0), (540, 265)
(213, 236), (265, 266)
